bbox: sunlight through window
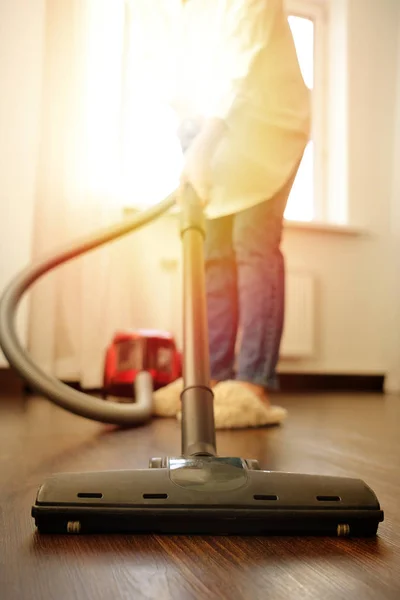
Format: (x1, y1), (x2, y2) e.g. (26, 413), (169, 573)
(285, 16), (315, 222)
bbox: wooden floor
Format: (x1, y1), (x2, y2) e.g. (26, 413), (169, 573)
(1, 390), (399, 600)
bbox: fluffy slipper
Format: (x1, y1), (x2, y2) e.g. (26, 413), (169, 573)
(152, 378), (183, 417)
(177, 380), (287, 429)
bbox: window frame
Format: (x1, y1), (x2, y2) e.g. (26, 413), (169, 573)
(285, 0), (328, 222)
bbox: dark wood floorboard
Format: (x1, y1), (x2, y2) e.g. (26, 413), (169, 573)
(0, 391), (399, 600)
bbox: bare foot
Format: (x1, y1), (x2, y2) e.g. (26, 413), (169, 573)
(236, 380), (270, 407)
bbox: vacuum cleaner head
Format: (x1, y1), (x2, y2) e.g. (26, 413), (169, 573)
(32, 456), (383, 536)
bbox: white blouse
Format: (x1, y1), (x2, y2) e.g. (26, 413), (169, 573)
(125, 0), (311, 218)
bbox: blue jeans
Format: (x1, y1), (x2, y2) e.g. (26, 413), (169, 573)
(178, 118), (296, 390)
(204, 177), (295, 390)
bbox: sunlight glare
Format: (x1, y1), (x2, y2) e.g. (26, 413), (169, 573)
(121, 97), (183, 209)
(83, 8), (316, 220)
(285, 16), (315, 222)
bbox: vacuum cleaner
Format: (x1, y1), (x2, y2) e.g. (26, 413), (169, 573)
(0, 185), (384, 536)
(103, 328), (182, 399)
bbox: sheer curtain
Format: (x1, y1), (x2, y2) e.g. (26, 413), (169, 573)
(29, 0), (135, 388)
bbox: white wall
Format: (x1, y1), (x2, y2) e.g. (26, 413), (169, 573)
(385, 4), (400, 392)
(0, 0), (45, 366)
(278, 0), (399, 376)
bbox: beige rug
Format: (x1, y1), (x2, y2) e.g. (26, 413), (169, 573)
(152, 378), (287, 429)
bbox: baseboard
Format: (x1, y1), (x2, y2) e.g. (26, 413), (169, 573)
(0, 368), (25, 396)
(66, 374), (386, 394)
(277, 373), (385, 393)
(21, 372), (386, 396)
(23, 379), (104, 396)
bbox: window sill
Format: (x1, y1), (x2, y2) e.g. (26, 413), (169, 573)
(284, 219), (365, 236)
(123, 207), (365, 237)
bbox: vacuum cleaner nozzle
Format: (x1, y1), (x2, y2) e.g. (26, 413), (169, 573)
(32, 456), (383, 536)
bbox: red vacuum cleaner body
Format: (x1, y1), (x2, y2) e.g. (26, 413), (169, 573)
(103, 329), (181, 397)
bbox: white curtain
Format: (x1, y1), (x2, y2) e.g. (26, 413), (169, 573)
(29, 0), (136, 388)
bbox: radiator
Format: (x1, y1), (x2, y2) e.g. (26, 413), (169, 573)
(280, 271), (315, 358)
(165, 261), (315, 360)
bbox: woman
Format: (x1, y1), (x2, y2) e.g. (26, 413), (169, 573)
(149, 0), (311, 426)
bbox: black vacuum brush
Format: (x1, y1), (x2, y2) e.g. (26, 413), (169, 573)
(32, 458), (383, 536)
(0, 184), (383, 536)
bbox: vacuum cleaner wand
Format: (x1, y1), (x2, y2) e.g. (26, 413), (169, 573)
(180, 185), (216, 457)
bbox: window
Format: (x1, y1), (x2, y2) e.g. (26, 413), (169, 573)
(285, 0), (327, 222)
(285, 15), (314, 221)
(120, 0), (327, 221)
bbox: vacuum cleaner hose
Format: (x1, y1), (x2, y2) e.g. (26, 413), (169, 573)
(0, 193), (176, 425)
